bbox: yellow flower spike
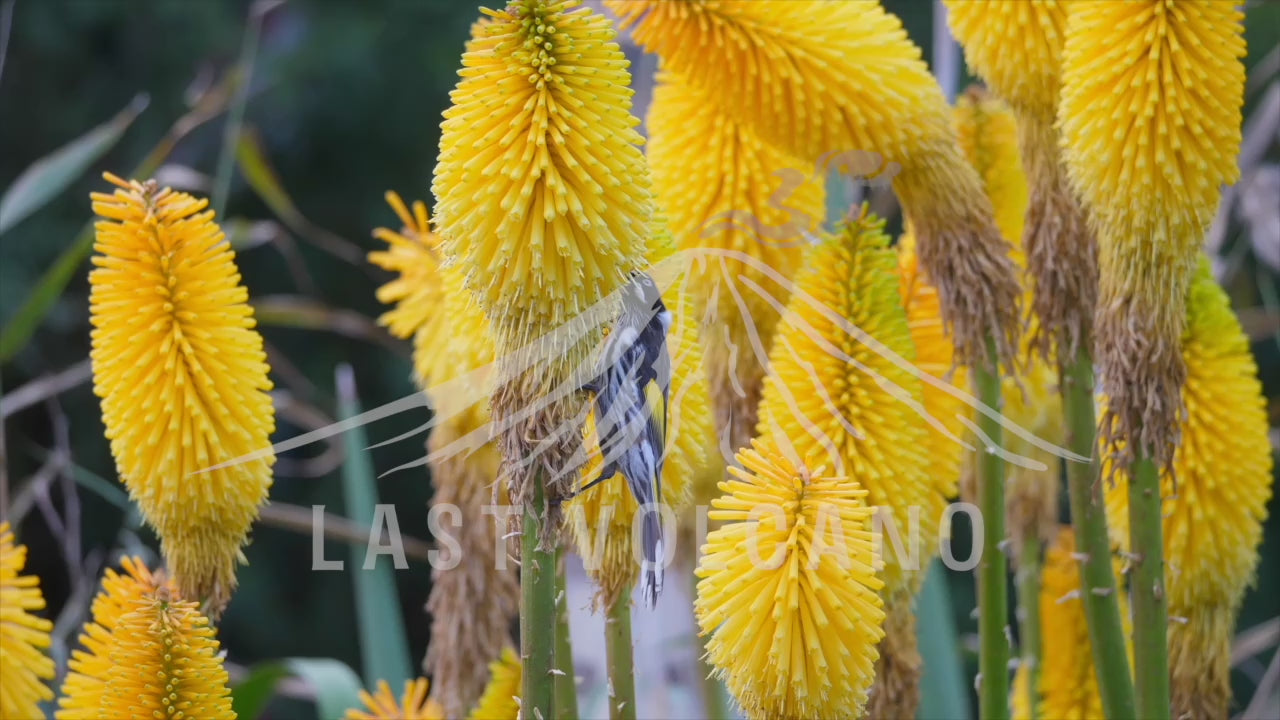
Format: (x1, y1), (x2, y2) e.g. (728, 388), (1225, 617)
(370, 195), (515, 718)
(433, 0), (653, 527)
(57, 557), (234, 720)
(952, 88), (1028, 260)
(0, 522), (55, 719)
(1060, 0), (1246, 469)
(952, 88), (1063, 558)
(947, 1), (1095, 362)
(645, 69), (825, 453)
(567, 225), (714, 609)
(754, 208), (934, 718)
(757, 209), (935, 593)
(1104, 260), (1273, 719)
(468, 647), (522, 720)
(609, 0), (1022, 368)
(945, 1), (1066, 122)
(89, 173), (275, 614)
(346, 678), (444, 720)
(696, 438), (885, 720)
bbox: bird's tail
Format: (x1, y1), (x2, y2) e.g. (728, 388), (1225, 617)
(639, 504), (664, 608)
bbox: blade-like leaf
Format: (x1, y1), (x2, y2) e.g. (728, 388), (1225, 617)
(0, 72), (236, 364)
(0, 227), (95, 362)
(235, 128), (305, 229)
(335, 364), (414, 691)
(235, 128), (365, 265)
(230, 658), (365, 720)
(917, 561), (970, 720)
(230, 663), (291, 720)
(0, 94), (148, 236)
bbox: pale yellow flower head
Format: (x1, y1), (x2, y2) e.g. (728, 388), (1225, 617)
(953, 89), (1028, 258)
(371, 194), (513, 717)
(696, 438), (885, 720)
(57, 557), (234, 720)
(89, 173), (275, 613)
(0, 522), (55, 719)
(1060, 0), (1247, 469)
(896, 233), (965, 507)
(370, 193), (496, 434)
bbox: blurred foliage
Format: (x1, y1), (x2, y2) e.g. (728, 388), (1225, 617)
(1, 1), (1276, 717)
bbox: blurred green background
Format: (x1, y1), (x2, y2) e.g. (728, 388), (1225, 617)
(1, 1), (1277, 718)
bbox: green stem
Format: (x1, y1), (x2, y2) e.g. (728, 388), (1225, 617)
(553, 561), (579, 719)
(604, 588), (637, 720)
(1062, 348), (1137, 719)
(975, 337), (1010, 720)
(521, 480), (556, 720)
(1129, 453), (1171, 720)
(1015, 534), (1042, 720)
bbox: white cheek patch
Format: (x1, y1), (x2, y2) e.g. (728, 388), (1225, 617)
(658, 310), (673, 333)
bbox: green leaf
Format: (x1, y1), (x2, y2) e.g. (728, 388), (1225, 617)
(230, 663), (291, 720)
(235, 127), (364, 264)
(0, 226), (95, 362)
(231, 658), (365, 720)
(0, 74), (235, 364)
(0, 94), (148, 236)
(335, 364), (414, 691)
(235, 127), (307, 229)
(288, 658), (366, 720)
(918, 561), (971, 720)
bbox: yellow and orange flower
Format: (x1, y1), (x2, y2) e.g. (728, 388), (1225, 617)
(433, 0), (651, 365)
(468, 647), (522, 720)
(1061, 0), (1247, 468)
(89, 173), (275, 612)
(696, 438), (885, 719)
(0, 522), (55, 719)
(57, 557), (234, 720)
(346, 678), (444, 720)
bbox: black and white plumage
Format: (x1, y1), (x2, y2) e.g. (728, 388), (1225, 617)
(579, 271), (673, 607)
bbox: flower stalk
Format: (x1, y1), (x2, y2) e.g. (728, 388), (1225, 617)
(1128, 453), (1171, 720)
(520, 477), (556, 720)
(974, 337), (1009, 720)
(604, 590), (637, 720)
(1014, 533), (1042, 720)
(1062, 349), (1135, 720)
(553, 563), (578, 719)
